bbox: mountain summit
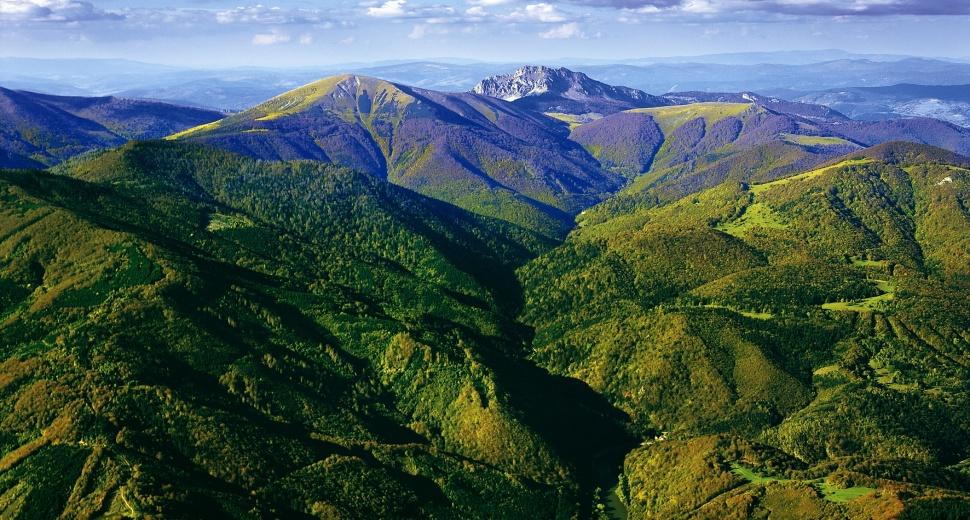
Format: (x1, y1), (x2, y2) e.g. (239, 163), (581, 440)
(171, 74), (620, 238)
(473, 65), (668, 115)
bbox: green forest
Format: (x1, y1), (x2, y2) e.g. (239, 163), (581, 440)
(0, 95), (969, 518)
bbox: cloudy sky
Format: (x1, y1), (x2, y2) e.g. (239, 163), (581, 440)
(1, 0), (969, 66)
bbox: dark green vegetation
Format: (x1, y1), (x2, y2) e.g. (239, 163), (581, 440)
(172, 74), (621, 239)
(0, 141), (630, 518)
(3, 67), (970, 519)
(519, 141), (970, 518)
(0, 87), (222, 169)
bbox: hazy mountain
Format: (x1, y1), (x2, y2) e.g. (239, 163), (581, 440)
(172, 74), (621, 238)
(581, 58), (970, 95)
(795, 83), (970, 126)
(662, 91), (849, 121)
(0, 86), (222, 167)
(473, 65), (668, 115)
(8, 55), (970, 111)
(821, 116), (970, 152)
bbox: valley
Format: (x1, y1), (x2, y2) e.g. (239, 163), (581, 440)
(0, 64), (968, 518)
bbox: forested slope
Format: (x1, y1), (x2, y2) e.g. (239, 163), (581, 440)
(0, 141), (629, 518)
(519, 142), (970, 518)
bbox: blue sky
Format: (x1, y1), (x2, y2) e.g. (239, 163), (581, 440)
(1, 0), (969, 66)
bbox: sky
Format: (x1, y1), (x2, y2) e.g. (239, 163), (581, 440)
(1, 0), (970, 67)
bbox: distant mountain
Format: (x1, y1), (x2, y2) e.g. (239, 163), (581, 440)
(580, 58), (970, 95)
(6, 56), (970, 111)
(662, 91), (849, 121)
(0, 87), (222, 167)
(473, 65), (668, 115)
(795, 83), (970, 126)
(821, 116), (970, 152)
(623, 49), (915, 66)
(173, 74), (621, 238)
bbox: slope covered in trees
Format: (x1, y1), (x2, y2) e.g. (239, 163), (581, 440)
(0, 141), (630, 518)
(519, 142), (970, 518)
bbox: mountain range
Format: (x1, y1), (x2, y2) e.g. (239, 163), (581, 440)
(1, 64), (969, 518)
(168, 74), (619, 238)
(795, 83), (970, 126)
(6, 67), (970, 239)
(165, 68), (970, 236)
(0, 87), (222, 168)
(7, 55), (970, 111)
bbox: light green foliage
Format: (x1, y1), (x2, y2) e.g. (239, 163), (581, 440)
(3, 135), (970, 518)
(715, 202), (789, 237)
(205, 212), (254, 232)
(749, 158), (874, 194)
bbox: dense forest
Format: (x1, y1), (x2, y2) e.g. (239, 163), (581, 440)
(0, 141), (630, 517)
(519, 142), (970, 518)
(0, 72), (969, 518)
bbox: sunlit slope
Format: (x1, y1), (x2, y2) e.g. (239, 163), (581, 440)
(0, 141), (629, 518)
(519, 142), (970, 518)
(570, 102), (864, 224)
(172, 75), (622, 238)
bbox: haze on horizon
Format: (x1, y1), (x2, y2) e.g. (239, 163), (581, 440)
(1, 0), (969, 68)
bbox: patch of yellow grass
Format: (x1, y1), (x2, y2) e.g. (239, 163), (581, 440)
(630, 102), (752, 134)
(750, 158), (874, 194)
(165, 119), (223, 140)
(715, 202), (789, 237)
(781, 133), (854, 147)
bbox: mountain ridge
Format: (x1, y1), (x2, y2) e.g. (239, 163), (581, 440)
(0, 86), (222, 168)
(171, 73), (622, 238)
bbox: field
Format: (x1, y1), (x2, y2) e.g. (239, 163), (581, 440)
(731, 464), (876, 504)
(630, 102), (752, 134)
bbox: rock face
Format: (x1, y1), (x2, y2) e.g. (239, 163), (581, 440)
(473, 65), (668, 115)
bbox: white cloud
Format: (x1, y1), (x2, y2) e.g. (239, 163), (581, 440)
(299, 33), (313, 44)
(0, 0), (120, 22)
(511, 3), (569, 23)
(215, 5), (329, 25)
(538, 21), (584, 38)
(367, 0), (407, 18)
(467, 0), (512, 5)
(252, 31), (291, 45)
